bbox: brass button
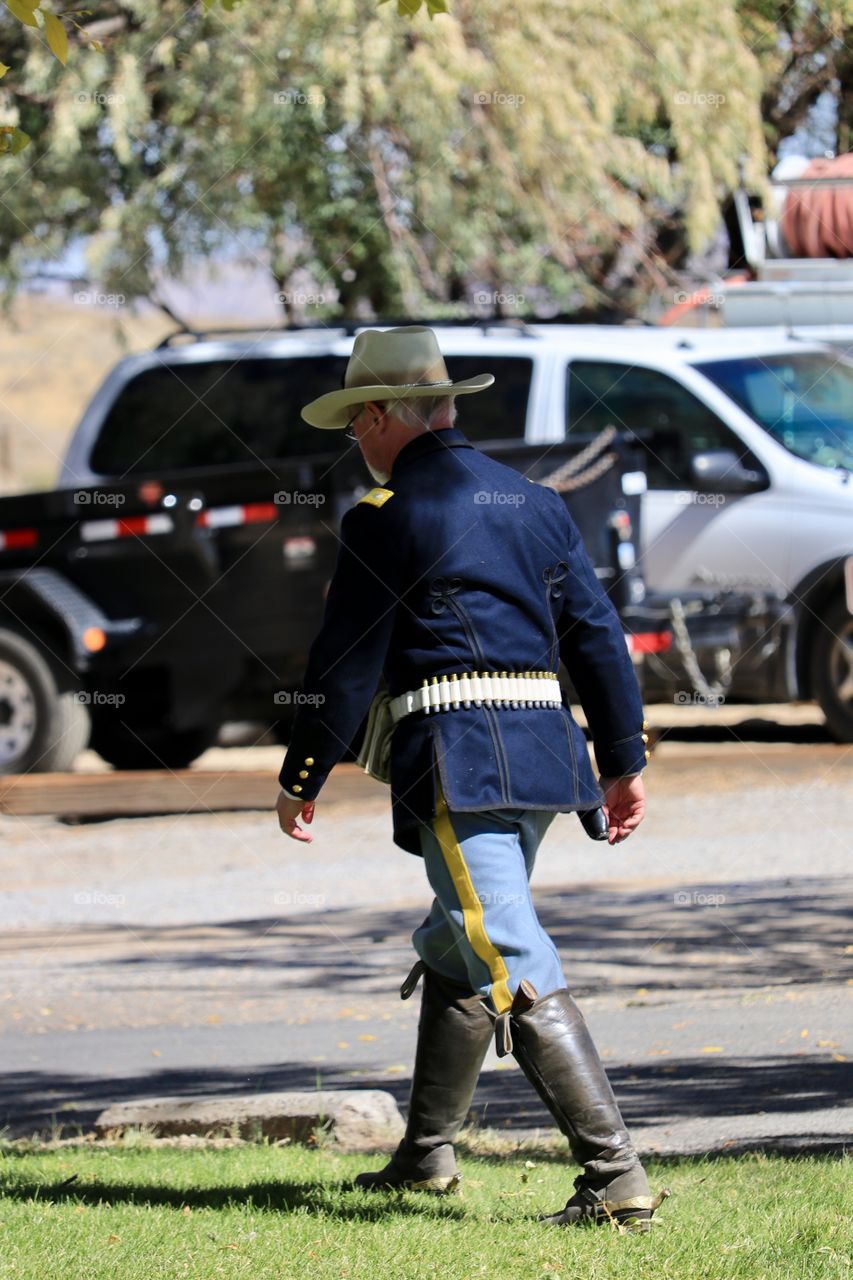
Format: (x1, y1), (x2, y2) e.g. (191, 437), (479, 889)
(644, 749), (651, 761)
(642, 719), (649, 730)
(304, 757), (314, 766)
(291, 784), (303, 793)
(299, 770), (309, 779)
(641, 733), (649, 744)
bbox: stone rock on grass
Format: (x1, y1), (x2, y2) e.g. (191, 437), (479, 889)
(94, 1090), (405, 1152)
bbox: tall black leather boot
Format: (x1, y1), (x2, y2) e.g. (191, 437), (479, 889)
(354, 959), (494, 1194)
(496, 980), (670, 1229)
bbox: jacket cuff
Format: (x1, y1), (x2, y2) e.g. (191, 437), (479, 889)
(279, 784), (307, 802)
(278, 755), (328, 802)
(594, 723), (650, 777)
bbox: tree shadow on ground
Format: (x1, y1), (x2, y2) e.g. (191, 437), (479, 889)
(0, 1147), (846, 1222)
(0, 1175), (467, 1220)
(8, 873), (850, 996)
(2, 1053), (850, 1145)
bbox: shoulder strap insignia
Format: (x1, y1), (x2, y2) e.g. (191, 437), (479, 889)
(358, 487), (395, 508)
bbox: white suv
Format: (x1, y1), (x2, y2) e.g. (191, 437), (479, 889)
(520, 323), (851, 738)
(64, 321), (852, 739)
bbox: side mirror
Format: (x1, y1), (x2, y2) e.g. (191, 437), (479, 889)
(690, 449), (766, 494)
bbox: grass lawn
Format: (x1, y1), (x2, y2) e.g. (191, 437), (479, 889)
(0, 1137), (849, 1279)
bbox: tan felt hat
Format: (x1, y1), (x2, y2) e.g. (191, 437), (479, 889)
(300, 325), (495, 428)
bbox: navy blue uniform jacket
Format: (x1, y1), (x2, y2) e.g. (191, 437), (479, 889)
(279, 426), (647, 855)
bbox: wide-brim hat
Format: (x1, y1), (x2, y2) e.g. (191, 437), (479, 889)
(300, 325), (495, 428)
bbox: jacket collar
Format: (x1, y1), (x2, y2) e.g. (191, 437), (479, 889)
(390, 426), (475, 477)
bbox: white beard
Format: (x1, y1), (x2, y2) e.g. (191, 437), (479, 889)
(365, 460), (391, 485)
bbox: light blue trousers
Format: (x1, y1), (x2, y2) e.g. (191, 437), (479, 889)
(412, 782), (568, 1014)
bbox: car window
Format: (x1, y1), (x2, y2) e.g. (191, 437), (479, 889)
(694, 353), (853, 471)
(90, 356), (349, 476)
(566, 360), (748, 488)
(444, 355), (531, 441)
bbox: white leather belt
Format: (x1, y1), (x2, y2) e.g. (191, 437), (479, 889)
(389, 670), (562, 723)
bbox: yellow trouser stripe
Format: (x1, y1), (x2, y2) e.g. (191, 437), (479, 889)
(432, 788), (513, 1013)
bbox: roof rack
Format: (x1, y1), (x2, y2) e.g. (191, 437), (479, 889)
(155, 314), (590, 349)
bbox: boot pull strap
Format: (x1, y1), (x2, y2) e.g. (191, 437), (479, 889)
(494, 979), (540, 1057)
(494, 1011), (513, 1058)
(400, 959), (426, 1000)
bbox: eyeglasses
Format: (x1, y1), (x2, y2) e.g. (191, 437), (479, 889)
(343, 402), (386, 442)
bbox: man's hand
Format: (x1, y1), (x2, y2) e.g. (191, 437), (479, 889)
(276, 790), (316, 842)
(599, 774), (645, 845)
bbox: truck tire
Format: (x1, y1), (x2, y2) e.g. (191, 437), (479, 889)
(810, 595), (853, 743)
(89, 716), (219, 770)
(0, 628), (91, 774)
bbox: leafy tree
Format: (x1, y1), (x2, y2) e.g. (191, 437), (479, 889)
(1, 0), (447, 156)
(1, 0), (831, 321)
(738, 0), (853, 158)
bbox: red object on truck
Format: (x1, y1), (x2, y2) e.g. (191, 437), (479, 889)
(780, 153), (853, 259)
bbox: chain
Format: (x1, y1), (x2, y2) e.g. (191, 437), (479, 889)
(539, 424), (619, 493)
(669, 597), (732, 702)
(539, 428), (733, 704)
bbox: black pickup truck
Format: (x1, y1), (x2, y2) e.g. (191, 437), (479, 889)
(0, 323), (783, 774)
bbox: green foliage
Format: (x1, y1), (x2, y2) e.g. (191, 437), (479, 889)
(0, 0), (444, 159)
(0, 0), (773, 318)
(42, 11), (67, 64)
(736, 0), (853, 156)
(380, 0), (449, 15)
(0, 0), (847, 317)
(0, 123), (29, 153)
(6, 0), (41, 29)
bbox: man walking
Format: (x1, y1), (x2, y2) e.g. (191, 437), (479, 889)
(276, 325), (668, 1231)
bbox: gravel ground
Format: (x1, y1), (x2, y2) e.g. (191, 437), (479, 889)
(1, 707), (851, 1153)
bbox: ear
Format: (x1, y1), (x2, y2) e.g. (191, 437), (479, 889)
(364, 400), (387, 428)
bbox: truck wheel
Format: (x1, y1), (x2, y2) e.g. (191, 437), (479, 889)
(810, 595), (853, 743)
(89, 717), (220, 770)
(0, 628), (91, 774)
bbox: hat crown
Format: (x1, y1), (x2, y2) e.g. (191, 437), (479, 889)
(345, 326), (451, 391)
(299, 324), (494, 428)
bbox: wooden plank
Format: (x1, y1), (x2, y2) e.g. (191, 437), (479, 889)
(0, 763), (385, 818)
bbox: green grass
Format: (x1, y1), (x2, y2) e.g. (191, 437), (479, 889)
(0, 1138), (849, 1280)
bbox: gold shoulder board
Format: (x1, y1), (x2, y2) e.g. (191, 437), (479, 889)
(358, 487), (395, 508)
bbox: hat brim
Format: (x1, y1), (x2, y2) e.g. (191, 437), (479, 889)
(300, 374), (495, 429)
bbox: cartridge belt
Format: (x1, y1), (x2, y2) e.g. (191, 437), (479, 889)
(388, 670), (562, 724)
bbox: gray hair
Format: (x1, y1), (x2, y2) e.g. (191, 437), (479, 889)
(391, 395), (457, 431)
